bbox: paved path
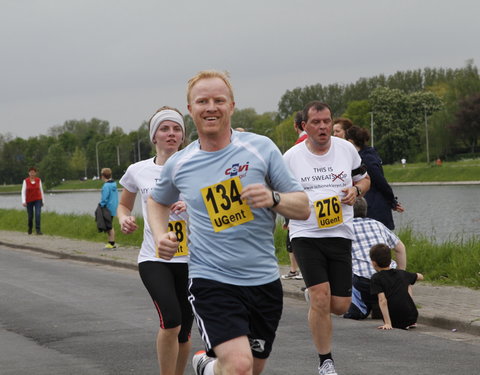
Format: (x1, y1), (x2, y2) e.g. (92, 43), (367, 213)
(1, 230), (479, 336)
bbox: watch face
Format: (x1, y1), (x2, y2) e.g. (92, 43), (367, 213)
(273, 191), (280, 205)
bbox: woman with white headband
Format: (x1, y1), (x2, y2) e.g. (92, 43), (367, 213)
(117, 106), (193, 375)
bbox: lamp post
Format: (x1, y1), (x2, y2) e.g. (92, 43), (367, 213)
(370, 112), (374, 147)
(424, 105), (430, 164)
(95, 140), (107, 179)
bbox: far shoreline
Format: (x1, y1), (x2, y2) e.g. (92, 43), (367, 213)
(391, 181), (480, 186)
(1, 181), (480, 195)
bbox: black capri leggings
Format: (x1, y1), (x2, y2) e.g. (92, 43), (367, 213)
(138, 261), (193, 343)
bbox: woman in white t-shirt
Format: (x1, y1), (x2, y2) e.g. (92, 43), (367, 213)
(117, 106), (193, 375)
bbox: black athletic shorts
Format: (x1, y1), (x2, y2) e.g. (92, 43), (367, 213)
(138, 261), (193, 343)
(291, 237), (352, 297)
(188, 278), (283, 359)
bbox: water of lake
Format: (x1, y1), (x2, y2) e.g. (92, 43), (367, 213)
(1, 184), (479, 243)
(0, 190), (143, 217)
(391, 184), (479, 242)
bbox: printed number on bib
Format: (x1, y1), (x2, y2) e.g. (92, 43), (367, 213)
(156, 220), (188, 258)
(201, 176), (254, 232)
(314, 196), (343, 229)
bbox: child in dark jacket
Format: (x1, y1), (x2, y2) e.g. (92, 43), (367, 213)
(370, 243), (424, 330)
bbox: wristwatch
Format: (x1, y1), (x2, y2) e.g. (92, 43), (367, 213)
(271, 191), (281, 208)
(354, 185), (362, 196)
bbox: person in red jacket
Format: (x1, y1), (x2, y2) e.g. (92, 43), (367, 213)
(21, 167), (45, 235)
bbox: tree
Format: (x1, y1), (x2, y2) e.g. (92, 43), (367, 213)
(277, 87), (305, 121)
(369, 88), (442, 164)
(273, 114), (297, 153)
(0, 137), (29, 184)
(450, 93), (480, 153)
(40, 143), (70, 189)
(252, 112), (277, 136)
(48, 118), (110, 148)
(341, 100), (371, 128)
(184, 114), (197, 143)
(70, 147), (88, 179)
(231, 108), (258, 131)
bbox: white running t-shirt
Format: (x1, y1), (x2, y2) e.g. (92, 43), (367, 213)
(283, 137), (367, 240)
(120, 157), (188, 264)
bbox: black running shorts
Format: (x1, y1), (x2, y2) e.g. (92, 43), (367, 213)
(291, 237), (352, 297)
(188, 278), (283, 359)
(138, 261), (193, 343)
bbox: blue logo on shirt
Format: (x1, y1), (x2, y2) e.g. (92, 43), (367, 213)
(225, 162), (249, 177)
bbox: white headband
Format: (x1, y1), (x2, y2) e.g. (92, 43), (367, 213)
(149, 109), (185, 143)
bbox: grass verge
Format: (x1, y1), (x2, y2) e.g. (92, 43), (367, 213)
(2, 209), (478, 289)
(0, 208), (143, 247)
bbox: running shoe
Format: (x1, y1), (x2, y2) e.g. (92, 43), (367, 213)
(318, 359), (338, 375)
(281, 271), (301, 280)
(192, 350), (215, 375)
(104, 243), (117, 249)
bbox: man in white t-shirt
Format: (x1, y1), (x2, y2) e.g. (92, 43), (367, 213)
(283, 101), (370, 375)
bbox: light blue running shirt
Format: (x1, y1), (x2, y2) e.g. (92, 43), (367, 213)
(150, 130), (304, 286)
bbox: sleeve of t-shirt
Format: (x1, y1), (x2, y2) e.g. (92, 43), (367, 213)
(21, 180), (27, 204)
(39, 180), (44, 200)
(370, 273), (384, 295)
(362, 152), (395, 203)
(405, 270), (418, 285)
(267, 140), (303, 193)
(99, 185), (109, 207)
(119, 165), (138, 193)
(150, 157), (180, 205)
(349, 144), (368, 183)
(380, 223), (400, 248)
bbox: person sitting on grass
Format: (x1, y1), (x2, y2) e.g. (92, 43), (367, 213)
(369, 243), (424, 330)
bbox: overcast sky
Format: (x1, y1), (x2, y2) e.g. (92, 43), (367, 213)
(1, 0), (479, 139)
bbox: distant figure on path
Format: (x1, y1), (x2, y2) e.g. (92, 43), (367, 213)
(99, 167), (118, 249)
(21, 166), (44, 235)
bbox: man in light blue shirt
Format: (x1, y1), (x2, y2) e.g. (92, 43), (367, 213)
(147, 70), (309, 375)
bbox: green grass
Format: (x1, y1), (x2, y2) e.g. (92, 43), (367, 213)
(384, 159), (480, 182)
(273, 223), (480, 289)
(0, 208), (143, 247)
(53, 179), (105, 190)
(0, 179), (105, 193)
(2, 209), (479, 289)
(397, 228), (480, 289)
(0, 184), (21, 193)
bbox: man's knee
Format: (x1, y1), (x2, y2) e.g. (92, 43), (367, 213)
(215, 336), (254, 375)
(308, 284), (331, 313)
(217, 351), (253, 375)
